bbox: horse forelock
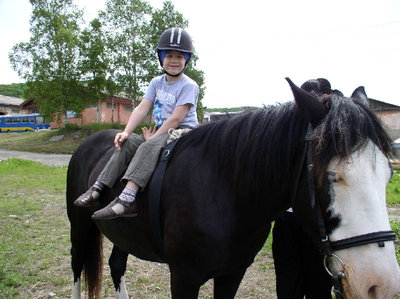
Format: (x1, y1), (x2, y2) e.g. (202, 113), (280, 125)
(310, 95), (392, 184)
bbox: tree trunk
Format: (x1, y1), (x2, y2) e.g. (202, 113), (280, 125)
(111, 97), (115, 123)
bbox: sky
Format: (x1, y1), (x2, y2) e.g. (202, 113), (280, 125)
(0, 0), (399, 108)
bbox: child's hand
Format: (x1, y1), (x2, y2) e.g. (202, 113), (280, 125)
(114, 132), (129, 151)
(142, 127), (157, 141)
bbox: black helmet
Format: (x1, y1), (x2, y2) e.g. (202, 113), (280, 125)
(157, 28), (193, 67)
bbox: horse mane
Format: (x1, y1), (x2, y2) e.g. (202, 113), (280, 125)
(310, 94), (392, 181)
(175, 103), (308, 198)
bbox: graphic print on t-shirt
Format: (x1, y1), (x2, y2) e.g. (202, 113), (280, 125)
(153, 88), (176, 127)
(153, 99), (164, 127)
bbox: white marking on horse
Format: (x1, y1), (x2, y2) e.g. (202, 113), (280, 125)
(116, 275), (129, 299)
(72, 278), (81, 299)
(327, 141), (400, 298)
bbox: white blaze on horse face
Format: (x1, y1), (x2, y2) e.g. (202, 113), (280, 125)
(327, 141), (400, 298)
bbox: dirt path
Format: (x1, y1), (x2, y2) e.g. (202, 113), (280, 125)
(0, 149), (71, 167)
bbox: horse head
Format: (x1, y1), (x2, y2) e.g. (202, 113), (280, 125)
(287, 78), (400, 298)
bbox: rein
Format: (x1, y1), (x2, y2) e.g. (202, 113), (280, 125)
(294, 124), (397, 298)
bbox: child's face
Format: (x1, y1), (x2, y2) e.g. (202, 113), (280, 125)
(163, 51), (186, 76)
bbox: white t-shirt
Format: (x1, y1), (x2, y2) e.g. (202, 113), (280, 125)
(144, 74), (199, 128)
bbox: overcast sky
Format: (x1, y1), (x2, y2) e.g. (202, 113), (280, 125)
(1, 0), (399, 108)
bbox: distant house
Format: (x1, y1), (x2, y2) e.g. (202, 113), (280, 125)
(369, 98), (400, 140)
(20, 95), (150, 128)
(0, 95), (29, 115)
(203, 100), (400, 141)
(202, 111), (243, 124)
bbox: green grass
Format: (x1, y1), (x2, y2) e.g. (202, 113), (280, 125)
(0, 159), (70, 298)
(388, 169), (400, 205)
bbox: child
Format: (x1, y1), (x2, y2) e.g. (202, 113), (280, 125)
(74, 28), (199, 219)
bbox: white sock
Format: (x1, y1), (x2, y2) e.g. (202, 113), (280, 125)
(119, 187), (137, 203)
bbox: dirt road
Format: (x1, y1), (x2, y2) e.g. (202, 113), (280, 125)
(0, 149), (71, 167)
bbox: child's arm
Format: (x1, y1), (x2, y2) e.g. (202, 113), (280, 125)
(114, 98), (153, 151)
(151, 103), (191, 139)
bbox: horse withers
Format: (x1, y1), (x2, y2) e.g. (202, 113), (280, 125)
(67, 78), (400, 298)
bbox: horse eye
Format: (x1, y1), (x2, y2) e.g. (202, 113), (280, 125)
(327, 171), (343, 183)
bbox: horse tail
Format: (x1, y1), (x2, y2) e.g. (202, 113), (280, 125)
(83, 223), (103, 299)
(67, 129), (120, 298)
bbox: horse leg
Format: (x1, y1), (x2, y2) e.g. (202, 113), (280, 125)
(109, 245), (129, 298)
(213, 268), (247, 299)
(170, 268), (202, 299)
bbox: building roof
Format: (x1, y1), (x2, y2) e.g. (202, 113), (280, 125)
(369, 98), (400, 112)
(0, 95), (24, 106)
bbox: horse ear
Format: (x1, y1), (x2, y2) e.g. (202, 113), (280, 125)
(351, 86), (369, 107)
(286, 77), (327, 127)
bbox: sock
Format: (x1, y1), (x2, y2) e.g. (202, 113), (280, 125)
(93, 181), (104, 191)
(119, 187), (137, 203)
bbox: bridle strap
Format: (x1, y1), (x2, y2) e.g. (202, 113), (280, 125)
(330, 230), (396, 251)
(305, 125), (331, 253)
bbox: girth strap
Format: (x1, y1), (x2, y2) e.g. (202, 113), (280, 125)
(149, 139), (178, 258)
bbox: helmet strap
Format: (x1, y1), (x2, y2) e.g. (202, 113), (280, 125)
(163, 68), (185, 77)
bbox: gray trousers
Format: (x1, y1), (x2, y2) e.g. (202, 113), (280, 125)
(97, 132), (170, 189)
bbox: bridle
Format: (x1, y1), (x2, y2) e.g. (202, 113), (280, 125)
(293, 124), (397, 298)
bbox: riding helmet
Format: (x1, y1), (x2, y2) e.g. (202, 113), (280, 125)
(157, 28), (193, 67)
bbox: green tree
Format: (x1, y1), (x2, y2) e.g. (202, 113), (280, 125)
(100, 0), (153, 106)
(79, 18), (110, 122)
(9, 0), (84, 124)
(100, 0), (205, 121)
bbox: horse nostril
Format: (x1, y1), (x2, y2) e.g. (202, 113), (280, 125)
(368, 285), (377, 298)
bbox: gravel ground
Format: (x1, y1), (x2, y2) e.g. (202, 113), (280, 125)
(0, 149), (72, 167)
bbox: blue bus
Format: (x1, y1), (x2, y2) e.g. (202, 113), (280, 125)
(0, 113), (50, 133)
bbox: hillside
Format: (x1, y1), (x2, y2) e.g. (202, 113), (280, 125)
(0, 83), (26, 98)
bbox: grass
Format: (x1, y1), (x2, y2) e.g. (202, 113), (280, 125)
(388, 169), (400, 205)
(0, 159), (70, 298)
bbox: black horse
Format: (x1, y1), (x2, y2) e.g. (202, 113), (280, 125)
(67, 79), (400, 298)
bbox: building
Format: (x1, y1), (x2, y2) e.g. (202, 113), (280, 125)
(204, 100), (400, 141)
(19, 95), (149, 128)
(0, 95), (29, 115)
(369, 98), (400, 140)
(202, 111), (242, 123)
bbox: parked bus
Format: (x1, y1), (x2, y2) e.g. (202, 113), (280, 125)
(0, 113), (50, 133)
